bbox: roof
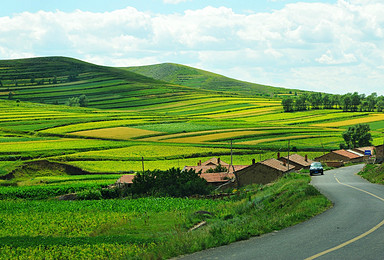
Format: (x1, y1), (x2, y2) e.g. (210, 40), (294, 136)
(260, 158), (295, 172)
(116, 174), (135, 184)
(280, 154), (313, 167)
(199, 172), (235, 183)
(184, 165), (248, 174)
(201, 157), (229, 166)
(333, 149), (362, 159)
(353, 146), (375, 154)
(347, 149), (364, 157)
(116, 171), (235, 185)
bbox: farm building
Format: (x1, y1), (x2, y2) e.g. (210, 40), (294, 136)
(352, 146), (375, 157)
(278, 154), (313, 170)
(234, 158), (295, 186)
(315, 149), (364, 163)
(376, 144), (384, 163)
(115, 174), (135, 187)
(183, 157), (248, 174)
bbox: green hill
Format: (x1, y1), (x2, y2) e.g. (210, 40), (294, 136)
(0, 57), (200, 109)
(125, 63), (298, 97)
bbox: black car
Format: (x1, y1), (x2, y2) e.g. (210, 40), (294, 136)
(310, 162), (323, 176)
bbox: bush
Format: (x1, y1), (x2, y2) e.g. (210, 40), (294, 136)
(131, 168), (213, 197)
(77, 189), (102, 200)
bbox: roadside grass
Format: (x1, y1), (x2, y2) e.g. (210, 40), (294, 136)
(0, 173), (331, 259)
(139, 172), (331, 259)
(358, 164), (384, 184)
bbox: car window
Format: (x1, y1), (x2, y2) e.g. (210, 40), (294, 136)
(311, 162), (322, 167)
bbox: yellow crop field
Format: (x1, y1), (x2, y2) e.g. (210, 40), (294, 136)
(64, 145), (233, 160)
(139, 128), (239, 142)
(313, 114), (384, 127)
(207, 107), (280, 119)
(70, 127), (162, 140)
(238, 135), (317, 145)
(41, 119), (150, 134)
(165, 130), (267, 144)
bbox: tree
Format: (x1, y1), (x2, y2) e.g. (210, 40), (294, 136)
(331, 95), (341, 109)
(351, 92), (361, 112)
(282, 96), (294, 112)
(295, 95), (307, 111)
(360, 100), (368, 112)
(342, 124), (372, 148)
(341, 94), (352, 111)
(366, 92), (377, 112)
(131, 168), (212, 197)
(66, 96), (79, 107)
(323, 94), (332, 109)
(309, 92), (322, 109)
(78, 94), (88, 107)
(377, 98), (384, 112)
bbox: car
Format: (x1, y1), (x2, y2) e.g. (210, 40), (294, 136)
(310, 162), (324, 176)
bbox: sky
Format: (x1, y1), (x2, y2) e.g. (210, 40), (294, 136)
(1, 0), (384, 95)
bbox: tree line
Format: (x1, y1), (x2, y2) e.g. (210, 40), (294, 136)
(282, 92), (384, 112)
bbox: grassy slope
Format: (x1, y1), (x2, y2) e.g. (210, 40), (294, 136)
(358, 164), (384, 184)
(0, 57), (199, 109)
(0, 173), (331, 259)
(125, 63), (301, 97)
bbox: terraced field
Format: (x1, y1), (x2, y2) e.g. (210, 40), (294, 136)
(0, 56), (383, 178)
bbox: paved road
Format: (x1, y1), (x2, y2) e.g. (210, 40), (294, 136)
(179, 164), (384, 259)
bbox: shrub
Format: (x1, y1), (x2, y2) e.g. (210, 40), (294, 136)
(131, 168), (213, 197)
(77, 189), (102, 200)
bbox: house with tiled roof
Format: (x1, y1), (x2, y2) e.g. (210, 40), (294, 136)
(315, 149), (364, 163)
(234, 158), (295, 186)
(278, 154), (313, 170)
(183, 157), (248, 186)
(115, 174), (135, 187)
(375, 144), (384, 163)
(183, 157), (248, 174)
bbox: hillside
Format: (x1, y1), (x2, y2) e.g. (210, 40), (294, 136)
(126, 63), (299, 97)
(0, 57), (200, 109)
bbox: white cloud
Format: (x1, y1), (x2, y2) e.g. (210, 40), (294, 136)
(0, 2), (384, 94)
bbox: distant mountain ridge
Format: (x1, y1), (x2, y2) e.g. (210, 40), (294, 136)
(0, 56), (297, 109)
(0, 57), (201, 109)
(126, 63), (296, 97)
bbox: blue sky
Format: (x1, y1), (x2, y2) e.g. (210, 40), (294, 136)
(1, 0), (383, 95)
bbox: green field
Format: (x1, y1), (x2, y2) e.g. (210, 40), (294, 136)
(0, 57), (382, 174)
(0, 56), (381, 259)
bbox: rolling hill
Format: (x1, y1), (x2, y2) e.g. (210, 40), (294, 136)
(0, 57), (202, 109)
(0, 57), (296, 110)
(126, 63), (300, 97)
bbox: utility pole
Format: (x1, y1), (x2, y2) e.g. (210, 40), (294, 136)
(287, 140), (290, 171)
(230, 139), (239, 188)
(142, 156), (145, 173)
(230, 139), (233, 167)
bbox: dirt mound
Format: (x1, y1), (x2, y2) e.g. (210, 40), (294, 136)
(1, 160), (91, 180)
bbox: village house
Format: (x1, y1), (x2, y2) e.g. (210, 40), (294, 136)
(277, 153), (313, 170)
(115, 174), (135, 188)
(116, 156), (298, 189)
(376, 144), (384, 163)
(315, 149), (364, 164)
(182, 157), (248, 174)
(234, 158), (295, 186)
(183, 157), (248, 186)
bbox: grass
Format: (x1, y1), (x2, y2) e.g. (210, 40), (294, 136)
(0, 56), (380, 258)
(0, 173), (331, 259)
(358, 164), (384, 184)
(125, 63), (299, 97)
